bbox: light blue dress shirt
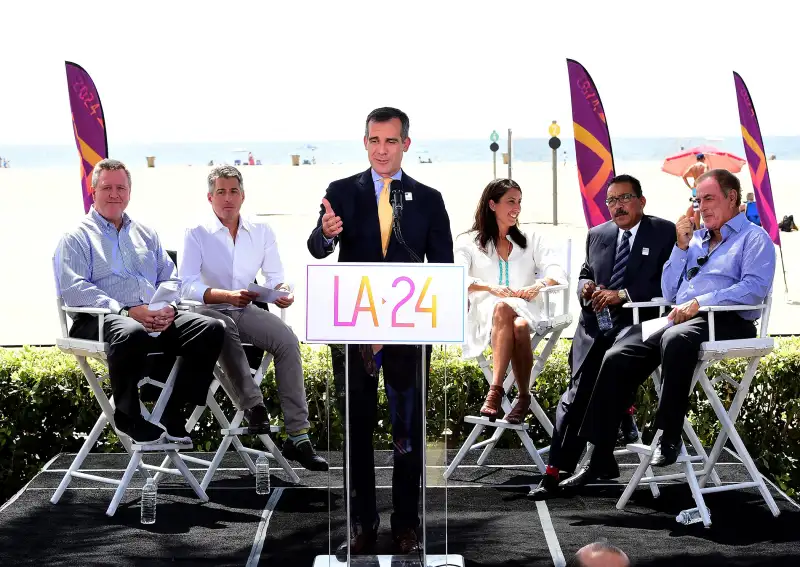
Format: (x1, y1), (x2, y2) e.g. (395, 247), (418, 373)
(371, 168), (403, 202)
(55, 208), (180, 314)
(661, 212), (775, 320)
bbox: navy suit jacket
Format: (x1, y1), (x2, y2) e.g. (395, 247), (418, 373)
(307, 168), (453, 264)
(307, 168), (454, 373)
(571, 214), (676, 377)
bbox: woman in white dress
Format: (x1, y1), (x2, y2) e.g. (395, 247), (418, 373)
(455, 179), (568, 423)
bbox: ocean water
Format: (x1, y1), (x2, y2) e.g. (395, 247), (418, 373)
(1, 136), (800, 169)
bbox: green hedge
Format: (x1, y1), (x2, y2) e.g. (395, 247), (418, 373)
(1, 338), (798, 504)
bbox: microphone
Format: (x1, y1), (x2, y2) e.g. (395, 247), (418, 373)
(390, 179), (404, 221)
(388, 178), (421, 262)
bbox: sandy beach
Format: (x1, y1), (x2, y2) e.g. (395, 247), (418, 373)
(2, 159), (799, 346)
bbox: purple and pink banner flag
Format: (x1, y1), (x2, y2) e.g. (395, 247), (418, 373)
(65, 61), (108, 213)
(733, 72), (780, 245)
(567, 59), (615, 228)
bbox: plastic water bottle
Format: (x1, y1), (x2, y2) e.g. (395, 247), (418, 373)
(597, 306), (613, 331)
(255, 453), (270, 495)
(676, 507), (706, 525)
(140, 478), (157, 524)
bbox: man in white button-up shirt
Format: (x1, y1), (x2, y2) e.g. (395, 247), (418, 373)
(179, 165), (328, 471)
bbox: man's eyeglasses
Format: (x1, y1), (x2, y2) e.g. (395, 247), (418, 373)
(605, 193), (636, 207)
(686, 255), (709, 281)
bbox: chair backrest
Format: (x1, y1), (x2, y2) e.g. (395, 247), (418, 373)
(758, 292), (772, 339)
(535, 237), (572, 316)
(52, 248), (71, 339)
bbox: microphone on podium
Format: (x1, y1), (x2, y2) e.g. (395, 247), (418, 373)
(390, 179), (404, 221)
(389, 179), (421, 262)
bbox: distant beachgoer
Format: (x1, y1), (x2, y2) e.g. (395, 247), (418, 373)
(208, 160), (214, 166)
(248, 152), (255, 166)
(740, 192), (761, 226)
(682, 153), (707, 227)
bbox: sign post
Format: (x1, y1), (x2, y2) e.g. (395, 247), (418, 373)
(507, 128), (513, 180)
(548, 121), (562, 226)
(489, 130), (500, 180)
(307, 263), (466, 567)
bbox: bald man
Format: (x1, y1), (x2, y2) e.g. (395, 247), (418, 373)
(566, 541), (630, 567)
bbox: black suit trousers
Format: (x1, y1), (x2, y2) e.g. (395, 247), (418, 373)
(578, 312), (756, 449)
(70, 312), (224, 417)
(548, 331), (616, 473)
(331, 344), (431, 533)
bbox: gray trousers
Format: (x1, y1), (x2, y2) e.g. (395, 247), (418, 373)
(197, 305), (310, 434)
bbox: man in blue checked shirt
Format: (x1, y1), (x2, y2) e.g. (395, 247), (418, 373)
(55, 159), (224, 444)
(564, 169), (775, 486)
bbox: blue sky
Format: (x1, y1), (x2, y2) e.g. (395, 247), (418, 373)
(1, 0), (794, 144)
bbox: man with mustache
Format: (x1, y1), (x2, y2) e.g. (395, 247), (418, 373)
(530, 174), (676, 499)
(571, 169), (774, 472)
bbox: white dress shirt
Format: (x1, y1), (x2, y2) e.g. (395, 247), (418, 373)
(180, 214), (285, 309)
(617, 219), (641, 247)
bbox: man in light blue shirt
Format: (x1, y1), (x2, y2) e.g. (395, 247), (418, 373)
(564, 169), (775, 485)
(56, 159), (225, 444)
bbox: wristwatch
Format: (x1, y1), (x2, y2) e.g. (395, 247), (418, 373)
(119, 307), (130, 317)
(617, 289), (628, 303)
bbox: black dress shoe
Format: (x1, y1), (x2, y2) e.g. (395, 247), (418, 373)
(560, 460), (620, 489)
(618, 412), (640, 445)
(650, 438), (681, 467)
(158, 407), (192, 444)
(244, 403), (271, 434)
(392, 527), (422, 555)
(528, 474), (561, 500)
(114, 411), (166, 444)
(335, 523), (378, 560)
(282, 438), (329, 471)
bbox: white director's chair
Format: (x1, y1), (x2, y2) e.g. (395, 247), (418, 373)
(153, 302), (300, 489)
(50, 297), (208, 516)
(444, 239), (573, 478)
(617, 296), (778, 527)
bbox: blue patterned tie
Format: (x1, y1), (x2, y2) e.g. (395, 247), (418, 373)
(609, 230), (631, 291)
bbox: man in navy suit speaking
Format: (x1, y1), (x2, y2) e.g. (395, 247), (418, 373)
(307, 107), (453, 557)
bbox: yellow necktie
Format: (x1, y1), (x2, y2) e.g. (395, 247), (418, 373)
(378, 177), (393, 256)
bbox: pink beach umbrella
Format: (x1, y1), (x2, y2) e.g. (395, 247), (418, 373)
(661, 145), (746, 176)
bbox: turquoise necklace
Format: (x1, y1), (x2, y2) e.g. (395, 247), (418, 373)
(497, 240), (510, 286)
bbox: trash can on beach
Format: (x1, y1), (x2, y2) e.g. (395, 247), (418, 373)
(291, 154), (300, 166)
(146, 156), (156, 168)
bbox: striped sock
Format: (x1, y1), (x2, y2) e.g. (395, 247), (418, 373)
(288, 430), (310, 447)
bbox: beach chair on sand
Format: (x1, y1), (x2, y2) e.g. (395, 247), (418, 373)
(444, 240), (573, 478)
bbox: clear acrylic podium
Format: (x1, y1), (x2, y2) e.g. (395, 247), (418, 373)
(306, 263), (467, 567)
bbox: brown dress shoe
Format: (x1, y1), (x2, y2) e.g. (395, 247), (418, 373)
(480, 385), (505, 421)
(393, 527), (421, 555)
(505, 394), (531, 424)
(335, 525), (377, 560)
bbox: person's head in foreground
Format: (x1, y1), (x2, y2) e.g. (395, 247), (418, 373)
(696, 153), (705, 162)
(471, 178), (526, 250)
(207, 165), (245, 226)
(90, 159), (132, 229)
(364, 106), (410, 178)
(605, 174), (645, 231)
(695, 168), (741, 232)
(566, 540), (630, 567)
